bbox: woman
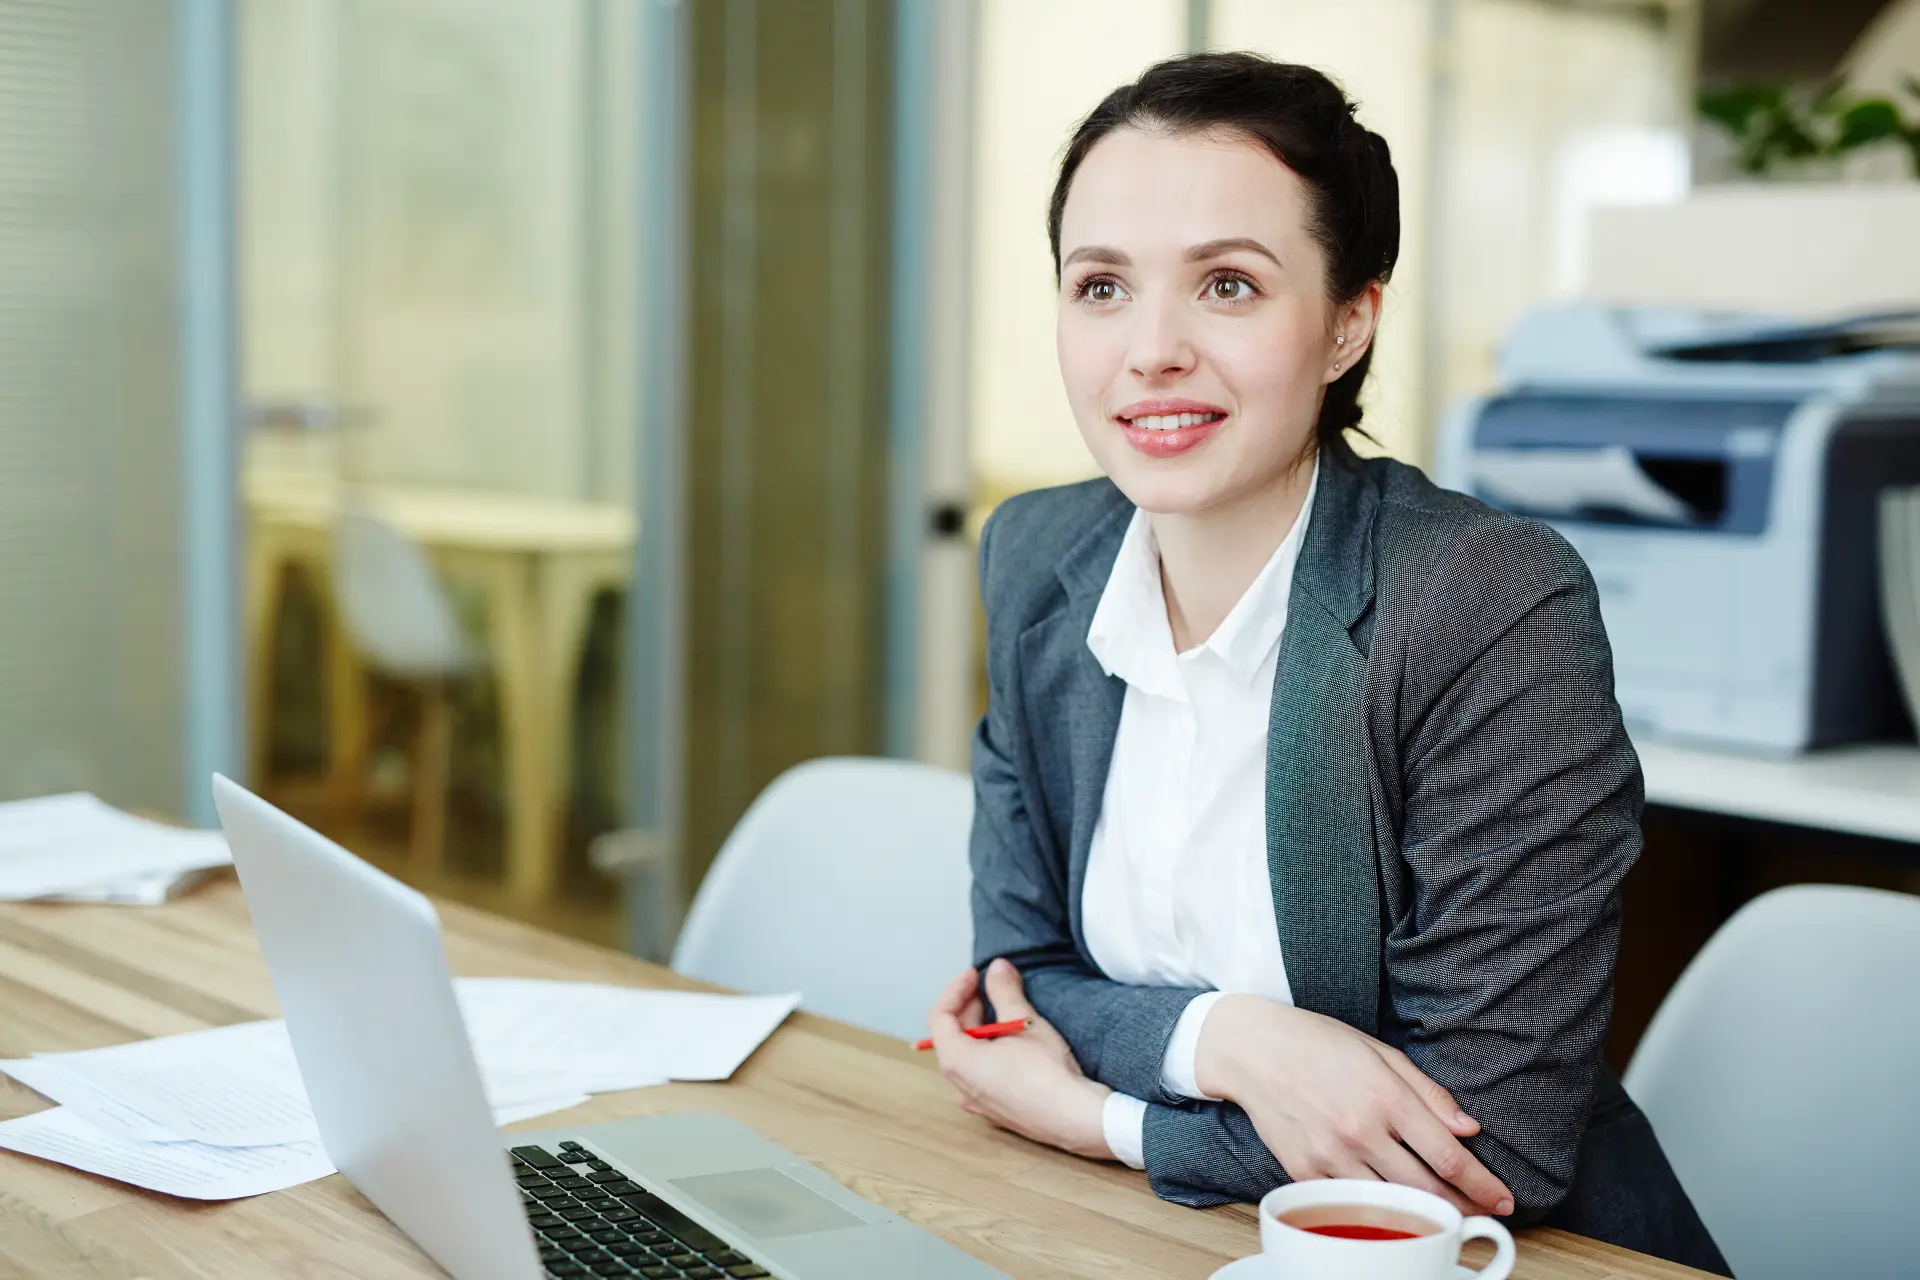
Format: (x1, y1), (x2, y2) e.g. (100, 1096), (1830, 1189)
(925, 53), (1728, 1273)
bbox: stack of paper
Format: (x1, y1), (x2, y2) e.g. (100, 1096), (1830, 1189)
(0, 980), (797, 1199)
(0, 793), (231, 903)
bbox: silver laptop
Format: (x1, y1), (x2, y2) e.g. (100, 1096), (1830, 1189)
(210, 775), (1003, 1280)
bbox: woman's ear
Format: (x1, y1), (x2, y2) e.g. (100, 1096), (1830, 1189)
(1324, 281), (1384, 383)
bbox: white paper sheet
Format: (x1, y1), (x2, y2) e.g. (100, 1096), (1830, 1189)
(16, 1019), (606, 1147)
(25, 1020), (315, 1146)
(0, 1090), (590, 1202)
(457, 979), (800, 1088)
(0, 976), (787, 1202)
(0, 793), (231, 902)
(2, 976), (788, 1149)
(0, 1058), (180, 1142)
(0, 1057), (587, 1148)
(0, 1106), (334, 1200)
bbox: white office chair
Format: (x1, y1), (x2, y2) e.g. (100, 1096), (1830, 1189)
(329, 494), (484, 866)
(1623, 885), (1920, 1280)
(671, 757), (976, 1041)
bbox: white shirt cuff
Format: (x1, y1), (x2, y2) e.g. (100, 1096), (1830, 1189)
(1160, 991), (1228, 1101)
(1101, 1091), (1148, 1170)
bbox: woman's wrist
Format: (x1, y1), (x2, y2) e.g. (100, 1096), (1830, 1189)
(1059, 1076), (1116, 1160)
(1195, 993), (1290, 1101)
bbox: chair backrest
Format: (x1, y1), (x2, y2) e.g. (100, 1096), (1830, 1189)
(671, 757), (975, 1041)
(1623, 885), (1920, 1280)
(329, 495), (474, 678)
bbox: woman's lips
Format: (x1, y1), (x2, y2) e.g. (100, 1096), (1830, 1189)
(1117, 411), (1225, 458)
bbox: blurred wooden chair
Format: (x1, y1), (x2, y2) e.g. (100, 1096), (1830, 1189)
(327, 493), (485, 866)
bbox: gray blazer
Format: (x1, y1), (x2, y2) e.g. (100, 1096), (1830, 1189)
(970, 446), (1727, 1269)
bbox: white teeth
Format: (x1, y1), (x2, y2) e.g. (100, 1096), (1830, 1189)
(1130, 412), (1218, 431)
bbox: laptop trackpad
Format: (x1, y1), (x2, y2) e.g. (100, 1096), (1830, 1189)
(671, 1168), (866, 1238)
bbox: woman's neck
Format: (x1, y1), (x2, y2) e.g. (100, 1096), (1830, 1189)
(1153, 455), (1316, 653)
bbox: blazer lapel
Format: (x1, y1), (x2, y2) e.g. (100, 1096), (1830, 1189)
(1022, 486), (1132, 951)
(1267, 453), (1382, 1036)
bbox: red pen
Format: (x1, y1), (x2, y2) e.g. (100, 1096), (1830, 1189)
(914, 1017), (1033, 1052)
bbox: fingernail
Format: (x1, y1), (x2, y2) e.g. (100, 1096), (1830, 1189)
(990, 957), (1011, 973)
(1454, 1110), (1473, 1129)
(1496, 1198), (1514, 1217)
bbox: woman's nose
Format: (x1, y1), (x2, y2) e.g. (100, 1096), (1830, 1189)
(1124, 296), (1196, 380)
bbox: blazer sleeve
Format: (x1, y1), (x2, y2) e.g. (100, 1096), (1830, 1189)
(968, 506), (1211, 1106)
(1381, 517), (1640, 1220)
(1141, 1099), (1289, 1206)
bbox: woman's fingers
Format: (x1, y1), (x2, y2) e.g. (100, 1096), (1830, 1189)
(981, 957), (1037, 1019)
(927, 970), (983, 1058)
(1313, 1151), (1381, 1184)
(1372, 1043), (1478, 1136)
(931, 968), (979, 1017)
(1392, 1094), (1514, 1215)
(1364, 1136), (1480, 1217)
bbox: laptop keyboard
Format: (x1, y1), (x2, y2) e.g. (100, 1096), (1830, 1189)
(511, 1141), (773, 1280)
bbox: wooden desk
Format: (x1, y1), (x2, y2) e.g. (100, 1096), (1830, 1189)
(0, 884), (1713, 1279)
(244, 471), (635, 903)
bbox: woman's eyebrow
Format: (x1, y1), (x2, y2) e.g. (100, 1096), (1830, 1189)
(1061, 245), (1130, 268)
(1184, 236), (1282, 267)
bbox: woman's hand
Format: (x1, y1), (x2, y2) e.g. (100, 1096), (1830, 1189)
(1197, 995), (1515, 1217)
(926, 958), (1114, 1160)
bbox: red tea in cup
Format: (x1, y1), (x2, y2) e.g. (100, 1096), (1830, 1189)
(1277, 1204), (1442, 1241)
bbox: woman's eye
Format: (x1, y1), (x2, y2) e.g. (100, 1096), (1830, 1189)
(1207, 275), (1255, 302)
(1081, 278), (1123, 303)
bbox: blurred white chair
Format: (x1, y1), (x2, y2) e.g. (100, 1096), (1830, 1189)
(1623, 885), (1920, 1280)
(329, 493), (484, 867)
(671, 757), (975, 1040)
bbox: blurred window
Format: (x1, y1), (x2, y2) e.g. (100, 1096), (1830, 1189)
(0, 1), (195, 810)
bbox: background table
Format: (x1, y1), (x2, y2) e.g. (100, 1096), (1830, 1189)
(0, 883), (1716, 1279)
(245, 470), (635, 903)
(1636, 737), (1920, 845)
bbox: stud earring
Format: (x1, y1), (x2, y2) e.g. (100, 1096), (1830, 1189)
(1333, 362), (1343, 371)
(1336, 334), (1346, 344)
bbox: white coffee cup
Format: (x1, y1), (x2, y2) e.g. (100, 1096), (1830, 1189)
(1258, 1179), (1515, 1279)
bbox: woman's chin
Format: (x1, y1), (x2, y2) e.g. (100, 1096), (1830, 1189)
(1102, 463), (1235, 518)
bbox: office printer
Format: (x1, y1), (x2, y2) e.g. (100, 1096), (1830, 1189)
(1436, 304), (1920, 753)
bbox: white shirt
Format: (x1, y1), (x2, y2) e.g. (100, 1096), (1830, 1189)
(1081, 462), (1316, 1169)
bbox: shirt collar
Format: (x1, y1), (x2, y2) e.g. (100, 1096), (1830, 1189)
(1084, 458), (1319, 693)
(1085, 507), (1185, 701)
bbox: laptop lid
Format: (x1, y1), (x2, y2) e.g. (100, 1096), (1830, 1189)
(211, 774), (540, 1280)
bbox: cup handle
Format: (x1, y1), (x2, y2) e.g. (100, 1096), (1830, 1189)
(1460, 1216), (1516, 1280)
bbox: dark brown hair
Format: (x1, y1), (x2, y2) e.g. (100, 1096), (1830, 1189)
(1048, 52), (1400, 450)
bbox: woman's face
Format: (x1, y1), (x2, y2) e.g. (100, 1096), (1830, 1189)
(1055, 126), (1373, 517)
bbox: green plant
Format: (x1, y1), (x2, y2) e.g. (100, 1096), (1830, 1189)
(1698, 75), (1920, 178)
